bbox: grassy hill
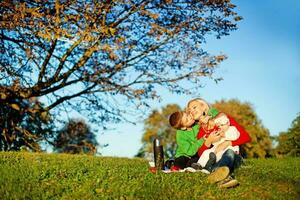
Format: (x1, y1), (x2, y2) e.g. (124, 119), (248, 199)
(0, 152), (299, 199)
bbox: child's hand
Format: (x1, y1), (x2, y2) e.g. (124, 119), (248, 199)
(214, 141), (232, 153)
(218, 130), (226, 137)
(205, 131), (221, 147)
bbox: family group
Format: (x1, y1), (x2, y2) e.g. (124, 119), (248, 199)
(168, 98), (251, 188)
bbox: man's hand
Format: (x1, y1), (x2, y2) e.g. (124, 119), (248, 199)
(214, 141), (232, 154)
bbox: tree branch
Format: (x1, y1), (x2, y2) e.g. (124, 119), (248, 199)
(46, 83), (97, 111)
(38, 39), (57, 82)
(111, 0), (150, 28)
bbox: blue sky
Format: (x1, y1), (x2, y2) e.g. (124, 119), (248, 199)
(98, 0), (300, 158)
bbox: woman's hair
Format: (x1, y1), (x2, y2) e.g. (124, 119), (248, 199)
(169, 111), (183, 129)
(187, 98), (211, 108)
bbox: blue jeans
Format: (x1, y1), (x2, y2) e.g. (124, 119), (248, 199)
(212, 149), (243, 174)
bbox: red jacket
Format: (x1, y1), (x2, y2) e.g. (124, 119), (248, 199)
(197, 115), (251, 157)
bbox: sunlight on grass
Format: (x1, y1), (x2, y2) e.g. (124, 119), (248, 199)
(0, 152), (299, 199)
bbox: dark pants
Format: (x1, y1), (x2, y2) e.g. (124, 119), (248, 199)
(174, 153), (199, 169)
(212, 149), (243, 174)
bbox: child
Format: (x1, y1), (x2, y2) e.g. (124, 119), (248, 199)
(196, 114), (240, 170)
(169, 109), (219, 170)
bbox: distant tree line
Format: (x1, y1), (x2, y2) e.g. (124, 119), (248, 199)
(274, 114), (300, 157)
(0, 99), (99, 154)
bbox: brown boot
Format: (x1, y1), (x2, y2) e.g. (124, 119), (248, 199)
(218, 176), (239, 188)
(207, 166), (230, 184)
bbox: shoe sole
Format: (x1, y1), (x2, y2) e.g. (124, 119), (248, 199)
(219, 179), (239, 188)
(207, 166), (230, 184)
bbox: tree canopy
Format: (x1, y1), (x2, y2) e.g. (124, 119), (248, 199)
(212, 99), (273, 158)
(1, 0), (241, 150)
(0, 98), (53, 151)
(53, 118), (98, 154)
(275, 114), (300, 157)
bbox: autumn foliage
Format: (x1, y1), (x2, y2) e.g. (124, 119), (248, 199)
(136, 104), (180, 158)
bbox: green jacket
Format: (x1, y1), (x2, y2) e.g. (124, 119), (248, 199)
(174, 108), (219, 158)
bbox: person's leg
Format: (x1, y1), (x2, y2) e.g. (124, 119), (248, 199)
(197, 150), (210, 167)
(187, 153), (199, 167)
(212, 149), (236, 173)
(233, 153), (243, 170)
(174, 156), (190, 169)
(204, 152), (216, 172)
(208, 150), (242, 187)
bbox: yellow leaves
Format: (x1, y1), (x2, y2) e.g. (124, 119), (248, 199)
(27, 108), (38, 114)
(108, 28), (116, 36)
(215, 55), (227, 62)
(76, 46), (98, 67)
(82, 33), (97, 43)
(3, 1), (118, 42)
(28, 7), (43, 18)
(141, 104), (180, 150)
(29, 97), (37, 103)
(54, 16), (61, 26)
(18, 2), (26, 19)
(116, 37), (125, 44)
(100, 44), (119, 61)
(10, 104), (20, 111)
(37, 29), (53, 41)
(101, 44), (112, 52)
(19, 91), (30, 98)
(115, 63), (123, 70)
(0, 92), (7, 100)
(134, 89), (145, 96)
(140, 9), (160, 20)
(37, 26), (74, 41)
(40, 111), (50, 122)
(109, 53), (118, 61)
(149, 23), (173, 38)
(142, 129), (157, 142)
(65, 14), (80, 23)
(14, 2), (42, 20)
(54, 1), (63, 26)
(25, 48), (33, 58)
(234, 16), (243, 21)
(55, 0), (64, 14)
(89, 45), (99, 54)
(100, 27), (116, 37)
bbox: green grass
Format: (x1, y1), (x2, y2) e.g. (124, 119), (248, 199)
(0, 152), (300, 200)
